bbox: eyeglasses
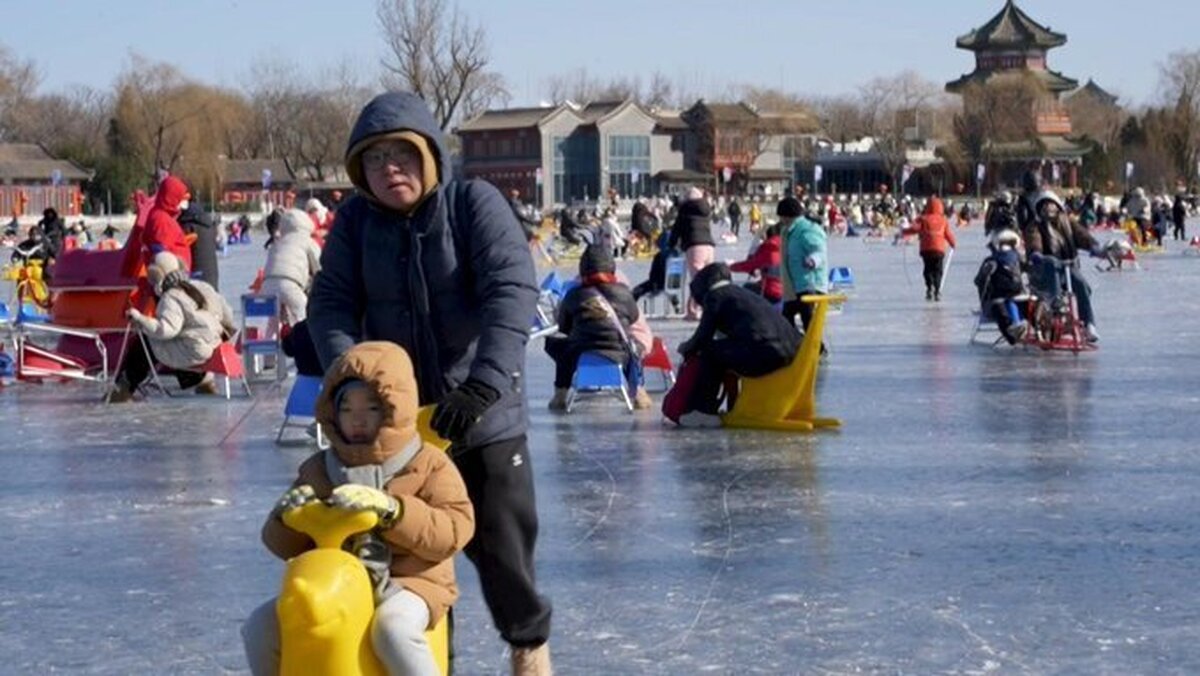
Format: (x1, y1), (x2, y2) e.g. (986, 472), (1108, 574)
(362, 145), (421, 171)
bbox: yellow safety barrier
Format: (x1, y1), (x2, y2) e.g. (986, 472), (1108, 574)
(721, 293), (845, 432)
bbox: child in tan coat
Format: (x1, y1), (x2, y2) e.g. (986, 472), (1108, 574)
(242, 341), (475, 675)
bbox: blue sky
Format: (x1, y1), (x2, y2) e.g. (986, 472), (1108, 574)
(6, 1), (1196, 106)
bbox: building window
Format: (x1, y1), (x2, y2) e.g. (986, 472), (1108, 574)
(607, 135), (650, 198)
(553, 135), (599, 203)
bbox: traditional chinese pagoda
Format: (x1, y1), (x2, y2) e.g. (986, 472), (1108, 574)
(947, 0), (1088, 188)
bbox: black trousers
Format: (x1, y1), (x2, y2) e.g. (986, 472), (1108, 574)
(453, 435), (552, 647)
(118, 340), (206, 390)
(921, 251), (945, 292)
(689, 342), (787, 414)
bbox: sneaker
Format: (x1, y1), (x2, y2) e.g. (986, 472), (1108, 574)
(511, 643), (552, 676)
(1085, 323), (1100, 343)
(677, 411), (723, 428)
(633, 387), (653, 410)
(547, 388), (569, 412)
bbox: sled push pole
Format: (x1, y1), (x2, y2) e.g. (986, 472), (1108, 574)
(721, 293), (845, 432)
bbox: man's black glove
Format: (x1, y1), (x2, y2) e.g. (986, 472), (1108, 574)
(431, 379), (502, 443)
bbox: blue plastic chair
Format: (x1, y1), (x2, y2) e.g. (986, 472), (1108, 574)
(0, 302), (9, 323)
(531, 272), (568, 339)
(828, 267), (855, 289)
(566, 352), (633, 413)
(276, 374), (325, 445)
(240, 294), (286, 382)
(0, 349), (13, 378)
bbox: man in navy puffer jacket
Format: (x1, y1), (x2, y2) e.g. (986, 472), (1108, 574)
(307, 91), (552, 673)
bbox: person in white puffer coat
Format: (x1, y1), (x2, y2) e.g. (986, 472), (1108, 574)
(111, 252), (236, 401)
(261, 208), (322, 324)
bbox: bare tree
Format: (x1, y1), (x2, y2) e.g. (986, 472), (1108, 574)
(377, 0), (508, 131)
(0, 43), (40, 142)
(953, 72), (1047, 170)
(1157, 50), (1200, 184)
(858, 71), (945, 190)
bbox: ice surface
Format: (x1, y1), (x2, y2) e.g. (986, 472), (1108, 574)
(2, 221), (1199, 674)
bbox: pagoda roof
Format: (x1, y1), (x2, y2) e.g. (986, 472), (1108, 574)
(956, 0), (1067, 51)
(946, 67), (1079, 94)
(1067, 79), (1119, 106)
(986, 135), (1089, 161)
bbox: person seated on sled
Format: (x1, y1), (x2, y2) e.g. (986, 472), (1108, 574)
(1022, 192), (1104, 343)
(728, 220), (783, 303)
(557, 207), (590, 247)
(671, 262), (802, 428)
(631, 227), (680, 312)
(974, 229), (1029, 344)
(111, 252), (235, 401)
(10, 226), (50, 266)
(984, 191), (1018, 235)
(1098, 238), (1135, 272)
(545, 244), (651, 411)
(243, 341), (475, 676)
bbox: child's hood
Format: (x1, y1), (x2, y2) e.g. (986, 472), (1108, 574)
(315, 341), (420, 467)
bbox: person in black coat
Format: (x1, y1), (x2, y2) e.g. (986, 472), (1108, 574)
(37, 208), (66, 259)
(306, 91), (551, 670)
(557, 207), (589, 246)
(544, 244), (641, 410)
(178, 200), (220, 290)
(674, 262), (801, 427)
(1172, 193), (1188, 241)
(727, 198), (743, 237)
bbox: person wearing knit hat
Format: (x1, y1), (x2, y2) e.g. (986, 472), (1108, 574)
(543, 243), (648, 411)
(111, 252), (235, 402)
(307, 92), (551, 674)
(244, 341), (475, 675)
(779, 197), (829, 348)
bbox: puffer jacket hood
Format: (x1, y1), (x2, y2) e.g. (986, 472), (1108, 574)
(315, 341), (420, 468)
(278, 208), (315, 237)
(924, 197), (944, 217)
(154, 176), (190, 215)
(344, 92), (449, 207)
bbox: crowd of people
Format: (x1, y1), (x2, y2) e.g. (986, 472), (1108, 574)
(7, 81), (1200, 676)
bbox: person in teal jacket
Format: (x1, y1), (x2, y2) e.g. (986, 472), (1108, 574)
(779, 197), (829, 336)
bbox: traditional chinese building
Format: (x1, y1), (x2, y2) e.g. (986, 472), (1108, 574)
(946, 0), (1089, 189)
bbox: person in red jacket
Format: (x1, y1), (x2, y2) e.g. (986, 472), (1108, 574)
(904, 197), (957, 301)
(728, 222), (783, 303)
(142, 175), (194, 273)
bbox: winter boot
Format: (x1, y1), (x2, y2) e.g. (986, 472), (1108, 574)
(933, 289), (941, 302)
(633, 386), (653, 410)
(107, 381), (135, 403)
(925, 287), (933, 301)
(194, 374), (219, 396)
(547, 388), (570, 412)
(511, 642), (552, 676)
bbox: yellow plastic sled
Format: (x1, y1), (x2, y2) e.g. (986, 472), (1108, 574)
(277, 405), (452, 676)
(721, 294), (845, 432)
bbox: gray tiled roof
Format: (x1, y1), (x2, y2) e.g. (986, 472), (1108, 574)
(0, 144), (91, 181)
(956, 0), (1067, 51)
(456, 107), (556, 132)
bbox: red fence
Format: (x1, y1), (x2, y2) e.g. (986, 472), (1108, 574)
(0, 185), (83, 217)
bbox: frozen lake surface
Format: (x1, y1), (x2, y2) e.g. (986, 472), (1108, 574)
(2, 220), (1199, 674)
